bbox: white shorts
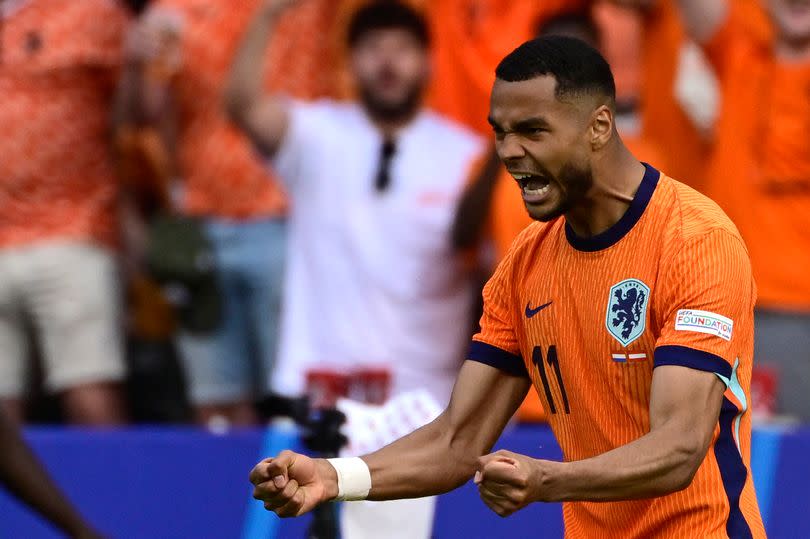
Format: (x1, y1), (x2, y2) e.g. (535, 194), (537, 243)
(0, 242), (126, 397)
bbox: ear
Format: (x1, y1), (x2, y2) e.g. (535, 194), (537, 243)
(590, 105), (614, 151)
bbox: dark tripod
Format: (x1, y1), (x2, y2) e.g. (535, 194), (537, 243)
(258, 396), (348, 539)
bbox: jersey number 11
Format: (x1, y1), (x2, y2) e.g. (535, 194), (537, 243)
(532, 345), (570, 414)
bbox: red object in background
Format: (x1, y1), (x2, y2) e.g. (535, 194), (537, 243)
(750, 365), (779, 419)
(305, 369), (350, 410)
(349, 367), (392, 405)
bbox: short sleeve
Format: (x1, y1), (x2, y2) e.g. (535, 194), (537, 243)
(654, 230), (755, 382)
(271, 99), (330, 191)
(468, 246), (529, 378)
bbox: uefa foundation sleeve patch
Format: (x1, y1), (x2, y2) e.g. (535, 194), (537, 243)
(674, 309), (734, 341)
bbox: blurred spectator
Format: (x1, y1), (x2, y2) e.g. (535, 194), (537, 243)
(594, 1), (643, 106)
(677, 0), (810, 420)
(452, 8), (666, 423)
(630, 0), (714, 189)
(226, 1), (484, 536)
(0, 0), (129, 425)
(619, 0), (768, 190)
(116, 0), (293, 427)
(0, 408), (104, 538)
(426, 0), (589, 135)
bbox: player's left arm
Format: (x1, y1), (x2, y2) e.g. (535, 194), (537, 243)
(476, 366), (724, 515)
(477, 228), (753, 515)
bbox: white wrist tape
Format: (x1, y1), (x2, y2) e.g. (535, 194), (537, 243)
(326, 457), (372, 501)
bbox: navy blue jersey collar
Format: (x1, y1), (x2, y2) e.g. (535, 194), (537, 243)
(565, 163), (660, 252)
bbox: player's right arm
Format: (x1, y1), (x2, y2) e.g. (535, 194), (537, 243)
(0, 410), (103, 539)
(250, 360), (531, 517)
(224, 0), (297, 158)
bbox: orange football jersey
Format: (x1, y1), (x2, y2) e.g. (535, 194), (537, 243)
(470, 165), (765, 538)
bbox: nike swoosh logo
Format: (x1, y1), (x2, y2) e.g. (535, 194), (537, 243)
(525, 301), (553, 319)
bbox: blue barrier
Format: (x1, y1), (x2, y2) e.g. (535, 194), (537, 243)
(241, 421), (299, 539)
(0, 424), (806, 538)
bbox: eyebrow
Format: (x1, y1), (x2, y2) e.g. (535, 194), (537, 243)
(487, 116), (550, 131)
(514, 117), (550, 130)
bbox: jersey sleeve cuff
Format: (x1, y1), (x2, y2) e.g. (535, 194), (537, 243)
(468, 341), (529, 378)
(654, 345), (732, 380)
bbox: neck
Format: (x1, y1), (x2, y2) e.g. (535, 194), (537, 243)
(564, 144), (646, 238)
(367, 108), (419, 139)
(774, 36), (810, 62)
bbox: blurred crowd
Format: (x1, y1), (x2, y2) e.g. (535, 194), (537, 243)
(1, 0), (809, 429)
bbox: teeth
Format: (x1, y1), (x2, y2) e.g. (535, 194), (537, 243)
(523, 184), (550, 196)
(512, 173), (531, 180)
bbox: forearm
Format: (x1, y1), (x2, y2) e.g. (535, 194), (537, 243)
(311, 417), (475, 504)
(451, 150), (503, 250)
(0, 415), (92, 536)
(361, 414), (479, 501)
(114, 61), (173, 129)
(224, 3), (282, 118)
(543, 426), (704, 502)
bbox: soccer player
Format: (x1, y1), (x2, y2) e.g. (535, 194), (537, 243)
(250, 36), (766, 538)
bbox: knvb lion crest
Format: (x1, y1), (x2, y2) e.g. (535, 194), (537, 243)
(606, 279), (650, 347)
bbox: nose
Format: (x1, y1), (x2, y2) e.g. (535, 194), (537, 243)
(495, 133), (526, 162)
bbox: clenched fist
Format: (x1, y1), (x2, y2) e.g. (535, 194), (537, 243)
(249, 450), (339, 518)
(475, 450), (558, 518)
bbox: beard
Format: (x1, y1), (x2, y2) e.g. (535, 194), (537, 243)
(358, 81), (424, 124)
(531, 160), (594, 222)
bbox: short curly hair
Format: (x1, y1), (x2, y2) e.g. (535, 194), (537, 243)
(495, 36), (615, 103)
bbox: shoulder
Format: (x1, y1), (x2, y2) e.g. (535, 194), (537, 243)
(654, 176), (752, 283)
(289, 99), (361, 130)
(658, 175), (745, 248)
(416, 109), (485, 154)
(30, 0), (130, 63)
(301, 98), (358, 118)
(79, 0), (130, 20)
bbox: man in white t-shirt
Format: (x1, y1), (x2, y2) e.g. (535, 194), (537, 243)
(226, 1), (483, 537)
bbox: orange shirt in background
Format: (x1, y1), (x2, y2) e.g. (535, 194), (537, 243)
(0, 0), (129, 249)
(472, 167), (765, 537)
(153, 0), (349, 220)
(427, 0), (587, 135)
(638, 0), (769, 191)
(702, 4), (810, 311)
(594, 1), (642, 103)
(638, 1), (710, 189)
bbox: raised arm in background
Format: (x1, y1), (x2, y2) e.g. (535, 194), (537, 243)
(113, 8), (183, 134)
(606, 1), (726, 44)
(224, 0), (299, 157)
(249, 361), (532, 516)
(0, 410), (103, 539)
(451, 148), (504, 251)
(671, 0), (728, 43)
